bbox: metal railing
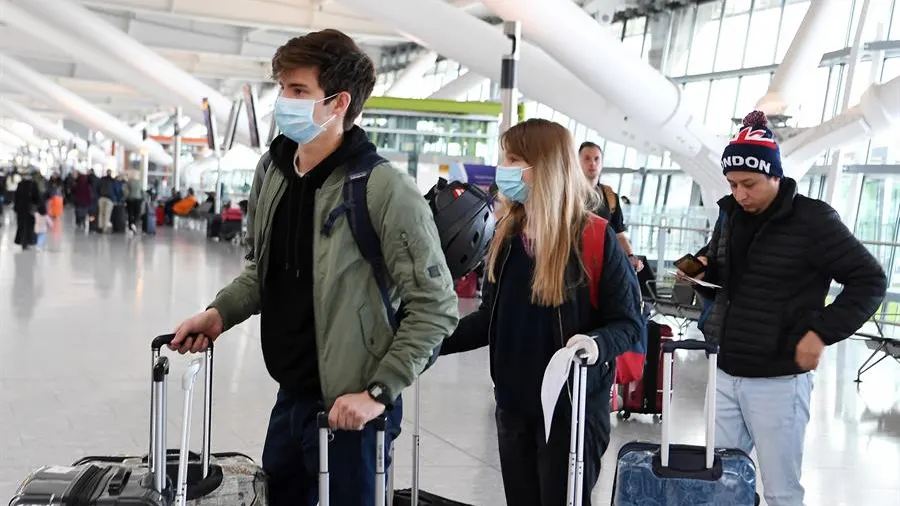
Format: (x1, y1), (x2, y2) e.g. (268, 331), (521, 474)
(626, 221), (900, 293)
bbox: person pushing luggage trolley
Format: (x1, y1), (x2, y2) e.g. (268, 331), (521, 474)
(439, 118), (645, 506)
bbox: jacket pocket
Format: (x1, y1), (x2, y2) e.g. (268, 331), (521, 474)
(358, 304), (389, 359)
(400, 231), (453, 291)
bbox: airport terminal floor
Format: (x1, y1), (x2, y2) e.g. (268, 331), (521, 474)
(1, 213), (899, 506)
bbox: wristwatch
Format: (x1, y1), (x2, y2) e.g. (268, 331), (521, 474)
(367, 382), (392, 408)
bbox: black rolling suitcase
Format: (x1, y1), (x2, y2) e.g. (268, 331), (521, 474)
(111, 203), (127, 233)
(389, 380), (473, 506)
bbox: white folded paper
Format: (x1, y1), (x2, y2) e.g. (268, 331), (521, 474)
(667, 269), (722, 289)
(540, 346), (579, 443)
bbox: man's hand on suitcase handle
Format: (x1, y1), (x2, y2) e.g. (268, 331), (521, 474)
(328, 392), (386, 431)
(170, 308), (224, 354)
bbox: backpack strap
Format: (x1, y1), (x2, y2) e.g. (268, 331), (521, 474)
(320, 152), (398, 331)
(600, 184), (617, 215)
(581, 214), (608, 309)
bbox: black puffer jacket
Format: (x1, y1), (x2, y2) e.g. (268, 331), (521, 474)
(697, 178), (887, 378)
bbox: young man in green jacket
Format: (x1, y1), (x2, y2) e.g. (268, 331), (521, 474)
(169, 29), (459, 506)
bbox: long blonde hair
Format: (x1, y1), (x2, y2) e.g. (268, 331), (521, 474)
(486, 119), (599, 307)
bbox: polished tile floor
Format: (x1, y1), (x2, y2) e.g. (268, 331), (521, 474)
(1, 211), (899, 505)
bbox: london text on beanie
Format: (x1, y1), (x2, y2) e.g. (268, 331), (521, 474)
(721, 110), (783, 178)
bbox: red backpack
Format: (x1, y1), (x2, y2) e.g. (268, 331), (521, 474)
(581, 214), (645, 384)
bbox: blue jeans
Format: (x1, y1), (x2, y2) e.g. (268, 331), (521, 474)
(715, 369), (813, 506)
(261, 389), (403, 506)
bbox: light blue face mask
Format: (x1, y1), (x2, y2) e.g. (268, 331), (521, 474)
(495, 165), (532, 203)
(274, 94), (338, 145)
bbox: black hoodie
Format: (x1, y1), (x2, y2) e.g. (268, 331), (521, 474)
(260, 127), (377, 397)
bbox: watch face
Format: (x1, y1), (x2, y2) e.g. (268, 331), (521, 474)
(370, 385), (383, 398)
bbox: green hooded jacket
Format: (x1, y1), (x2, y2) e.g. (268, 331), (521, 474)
(209, 150), (459, 408)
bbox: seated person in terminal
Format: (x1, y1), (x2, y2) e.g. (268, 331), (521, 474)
(683, 110), (887, 506)
(168, 29), (458, 506)
(171, 187), (197, 216)
(440, 118), (644, 506)
(578, 141), (643, 272)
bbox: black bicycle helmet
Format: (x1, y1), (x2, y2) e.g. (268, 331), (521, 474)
(425, 178), (496, 279)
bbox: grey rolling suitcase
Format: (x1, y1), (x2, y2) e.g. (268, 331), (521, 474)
(8, 356), (177, 505)
(77, 334), (268, 505)
(11, 334), (268, 505)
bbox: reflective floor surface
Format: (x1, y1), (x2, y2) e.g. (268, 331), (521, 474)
(1, 211), (899, 505)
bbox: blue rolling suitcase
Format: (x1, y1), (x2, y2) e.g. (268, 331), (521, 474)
(612, 340), (759, 506)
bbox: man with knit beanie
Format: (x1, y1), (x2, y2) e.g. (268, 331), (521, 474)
(687, 111), (886, 505)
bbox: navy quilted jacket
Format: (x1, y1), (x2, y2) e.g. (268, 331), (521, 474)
(440, 218), (644, 419)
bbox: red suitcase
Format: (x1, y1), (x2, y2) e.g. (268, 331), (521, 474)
(619, 321), (673, 421)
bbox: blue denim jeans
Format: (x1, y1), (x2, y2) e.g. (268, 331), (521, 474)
(261, 389), (403, 506)
(715, 369), (814, 506)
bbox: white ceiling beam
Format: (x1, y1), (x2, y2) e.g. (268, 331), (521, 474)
(91, 8), (282, 60)
(80, 0), (406, 43)
(0, 53), (173, 164)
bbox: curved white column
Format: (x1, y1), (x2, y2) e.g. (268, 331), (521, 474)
(0, 0), (203, 126)
(340, 0), (666, 154)
(387, 51), (439, 97)
(756, 0), (846, 115)
(0, 120), (43, 147)
(428, 70), (488, 100)
(480, 0), (729, 203)
(782, 73), (900, 179)
(0, 97), (108, 163)
(24, 0), (246, 143)
(0, 53), (173, 165)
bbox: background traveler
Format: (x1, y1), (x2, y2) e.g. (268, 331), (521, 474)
(578, 142), (642, 272)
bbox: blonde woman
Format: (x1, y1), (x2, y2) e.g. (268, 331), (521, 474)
(440, 119), (644, 505)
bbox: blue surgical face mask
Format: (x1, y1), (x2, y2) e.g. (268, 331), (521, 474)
(274, 94), (338, 145)
(495, 165), (532, 203)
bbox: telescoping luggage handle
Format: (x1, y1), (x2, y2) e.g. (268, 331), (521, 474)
(317, 412), (388, 506)
(151, 356), (169, 494)
(660, 339), (719, 471)
(566, 352), (589, 506)
(150, 334), (214, 480)
(175, 359), (204, 506)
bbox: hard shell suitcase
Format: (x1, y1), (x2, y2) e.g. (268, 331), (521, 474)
(8, 356), (176, 506)
(612, 340), (759, 506)
(74, 335), (268, 506)
(9, 463), (166, 506)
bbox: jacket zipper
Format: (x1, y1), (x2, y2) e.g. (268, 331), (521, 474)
(719, 216), (770, 353)
(557, 306), (574, 404)
(487, 246), (512, 348)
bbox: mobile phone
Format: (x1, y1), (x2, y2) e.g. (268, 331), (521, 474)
(674, 253), (706, 278)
